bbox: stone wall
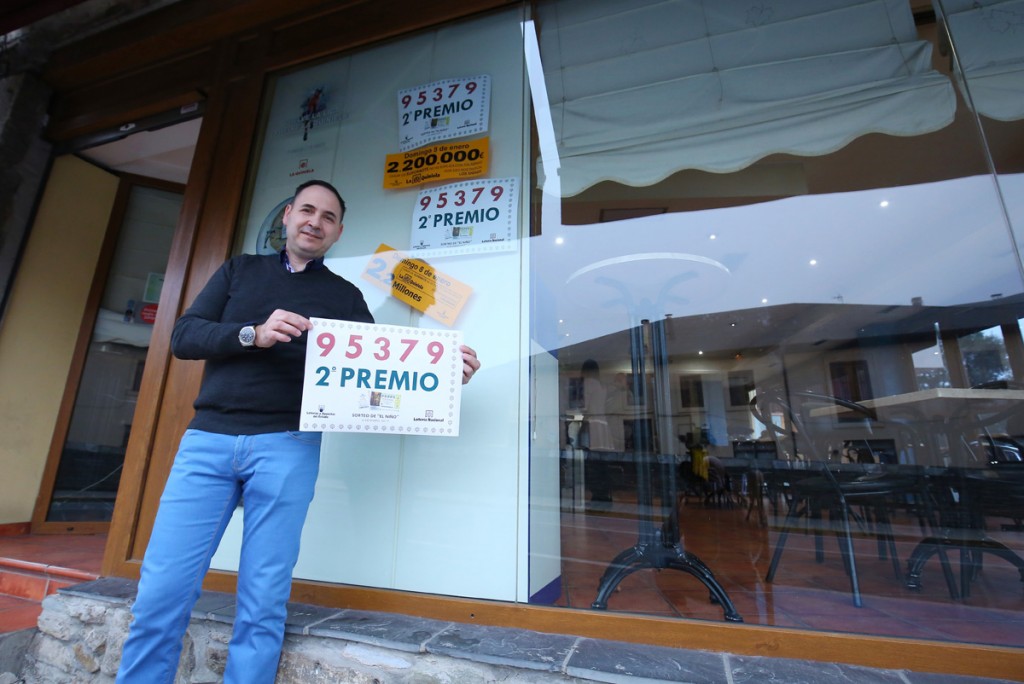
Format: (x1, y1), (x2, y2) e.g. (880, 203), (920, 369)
(20, 590), (585, 683)
(9, 579), (1017, 684)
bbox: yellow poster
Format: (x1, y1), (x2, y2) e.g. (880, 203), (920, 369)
(361, 244), (472, 326)
(382, 138), (489, 189)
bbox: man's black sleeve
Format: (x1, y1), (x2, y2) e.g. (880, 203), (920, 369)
(170, 260), (241, 361)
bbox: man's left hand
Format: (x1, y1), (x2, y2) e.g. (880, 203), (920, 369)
(460, 345), (480, 385)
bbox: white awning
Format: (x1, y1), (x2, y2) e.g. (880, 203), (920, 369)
(537, 0), (958, 196)
(943, 0), (1024, 122)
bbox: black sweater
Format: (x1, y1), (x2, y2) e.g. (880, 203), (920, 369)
(171, 253), (374, 435)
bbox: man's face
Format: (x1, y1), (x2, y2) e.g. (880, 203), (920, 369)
(281, 185), (344, 263)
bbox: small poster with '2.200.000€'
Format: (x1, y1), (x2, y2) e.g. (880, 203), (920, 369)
(300, 319), (464, 437)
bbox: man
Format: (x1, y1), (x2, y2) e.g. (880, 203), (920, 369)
(116, 179), (480, 683)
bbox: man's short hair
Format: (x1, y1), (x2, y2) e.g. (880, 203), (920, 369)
(293, 179), (346, 220)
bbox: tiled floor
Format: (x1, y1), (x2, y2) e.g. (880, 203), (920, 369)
(0, 533), (105, 634)
(0, 594), (48, 633)
(0, 533), (105, 575)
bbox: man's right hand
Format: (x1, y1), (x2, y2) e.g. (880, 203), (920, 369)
(254, 309), (312, 348)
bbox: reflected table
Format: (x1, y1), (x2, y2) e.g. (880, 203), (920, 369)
(562, 258), (741, 621)
(808, 388), (1024, 469)
(589, 450), (743, 621)
(850, 388), (1024, 598)
(811, 388), (1024, 598)
(589, 321), (741, 622)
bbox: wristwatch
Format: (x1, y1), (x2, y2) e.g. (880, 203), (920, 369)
(239, 325), (257, 347)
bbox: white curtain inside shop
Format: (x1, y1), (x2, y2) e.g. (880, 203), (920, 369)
(942, 0), (1024, 122)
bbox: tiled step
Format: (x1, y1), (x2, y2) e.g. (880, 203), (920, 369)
(0, 557), (98, 602)
(0, 593), (45, 633)
(0, 557), (98, 634)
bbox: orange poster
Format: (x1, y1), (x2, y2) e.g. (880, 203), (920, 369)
(382, 138), (489, 189)
(361, 244), (472, 327)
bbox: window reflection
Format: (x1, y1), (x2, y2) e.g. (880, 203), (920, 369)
(913, 342), (951, 390)
(530, 0), (1024, 647)
(961, 325), (1013, 387)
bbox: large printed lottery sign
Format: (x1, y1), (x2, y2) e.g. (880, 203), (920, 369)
(410, 177), (518, 255)
(398, 75), (490, 151)
(300, 319), (464, 436)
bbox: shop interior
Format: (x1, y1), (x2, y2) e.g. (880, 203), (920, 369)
(541, 36), (1024, 644)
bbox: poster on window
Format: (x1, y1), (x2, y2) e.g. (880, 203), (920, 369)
(409, 177), (518, 256)
(266, 81), (346, 184)
(300, 319), (464, 436)
(360, 244), (473, 326)
(382, 138), (489, 189)
(398, 75), (490, 151)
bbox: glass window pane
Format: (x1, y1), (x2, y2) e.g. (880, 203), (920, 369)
(531, 0), (1024, 648)
(49, 185), (182, 521)
(223, 6), (533, 602)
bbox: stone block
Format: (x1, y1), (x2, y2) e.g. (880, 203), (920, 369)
(275, 637), (398, 684)
(428, 623), (576, 672)
(730, 655), (905, 684)
(29, 633), (78, 675)
(65, 597), (113, 625)
(99, 616), (128, 677)
(82, 627), (107, 653)
(567, 638), (727, 683)
(72, 642), (100, 674)
(36, 598), (73, 641)
(309, 609), (448, 653)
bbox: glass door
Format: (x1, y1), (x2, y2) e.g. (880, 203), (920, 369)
(35, 179), (183, 527)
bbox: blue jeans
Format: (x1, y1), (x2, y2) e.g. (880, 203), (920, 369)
(116, 429), (321, 684)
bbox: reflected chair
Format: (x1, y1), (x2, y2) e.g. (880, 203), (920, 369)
(905, 465), (1024, 599)
(743, 468), (768, 527)
(702, 455), (733, 507)
(751, 390), (918, 607)
(904, 385), (1024, 599)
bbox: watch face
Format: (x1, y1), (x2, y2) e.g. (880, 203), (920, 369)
(240, 326), (256, 345)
